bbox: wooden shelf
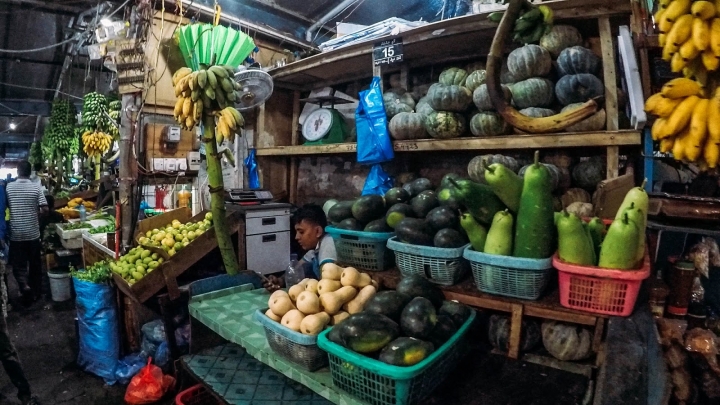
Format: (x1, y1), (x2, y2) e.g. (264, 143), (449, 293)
(268, 0), (632, 90)
(255, 130), (642, 156)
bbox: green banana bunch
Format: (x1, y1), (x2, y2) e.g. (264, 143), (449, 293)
(490, 4), (554, 45)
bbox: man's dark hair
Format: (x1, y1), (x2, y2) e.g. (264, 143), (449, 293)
(33, 163), (42, 172)
(294, 204), (327, 229)
(16, 161), (31, 177)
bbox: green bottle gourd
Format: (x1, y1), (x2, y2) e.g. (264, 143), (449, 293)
(484, 209), (514, 256)
(615, 179), (648, 264)
(598, 213), (640, 270)
(484, 162), (523, 212)
(448, 178), (506, 225)
(586, 217), (605, 261)
(513, 151), (556, 259)
(460, 213), (488, 252)
(556, 212), (595, 265)
(621, 202), (646, 267)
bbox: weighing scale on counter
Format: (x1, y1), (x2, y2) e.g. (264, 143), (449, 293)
(300, 93), (353, 145)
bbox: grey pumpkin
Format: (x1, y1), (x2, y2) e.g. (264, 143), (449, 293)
(389, 112), (428, 140)
(510, 78), (555, 109)
(415, 96), (435, 116)
(465, 70), (487, 93)
(438, 67), (468, 86)
(560, 103), (606, 132)
(473, 83), (512, 111)
(424, 111), (467, 139)
(426, 83), (473, 112)
(507, 44), (552, 81)
(383, 89), (416, 118)
(470, 112), (511, 137)
(555, 74), (604, 106)
(541, 321), (594, 361)
(539, 25), (583, 58)
(557, 46), (601, 76)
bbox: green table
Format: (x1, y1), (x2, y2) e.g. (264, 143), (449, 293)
(188, 286), (367, 405)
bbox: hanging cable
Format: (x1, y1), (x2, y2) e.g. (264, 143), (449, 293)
(0, 102), (36, 116)
(0, 81), (83, 100)
(0, 35), (80, 54)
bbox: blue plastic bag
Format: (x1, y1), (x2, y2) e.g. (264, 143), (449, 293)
(244, 148), (260, 189)
(356, 77), (394, 165)
(115, 353), (146, 385)
(74, 278), (119, 384)
(362, 164), (393, 196)
(154, 342), (170, 371)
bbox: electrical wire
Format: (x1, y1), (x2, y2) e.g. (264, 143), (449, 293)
(0, 102), (36, 116)
(0, 35), (80, 54)
(311, 0), (361, 44)
(0, 81), (83, 100)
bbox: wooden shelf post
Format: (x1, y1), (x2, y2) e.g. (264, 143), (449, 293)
(599, 16), (620, 179)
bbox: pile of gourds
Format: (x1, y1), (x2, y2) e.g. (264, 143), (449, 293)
(264, 264), (377, 335)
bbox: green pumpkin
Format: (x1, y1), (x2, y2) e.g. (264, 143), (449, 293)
(415, 96), (435, 116)
(509, 78), (554, 109)
(424, 111), (466, 139)
(572, 156), (606, 189)
(473, 83), (512, 111)
(389, 112), (428, 140)
(541, 321), (594, 361)
(507, 45), (552, 81)
(465, 70), (487, 93)
(439, 67), (468, 86)
(468, 154), (520, 183)
(540, 25), (584, 58)
(469, 112), (510, 137)
(560, 103), (606, 132)
(500, 62), (518, 84)
(557, 46), (601, 76)
(383, 89), (416, 118)
(426, 83), (472, 112)
(555, 74), (604, 106)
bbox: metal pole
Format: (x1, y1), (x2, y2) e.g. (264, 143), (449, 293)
(118, 93), (138, 249)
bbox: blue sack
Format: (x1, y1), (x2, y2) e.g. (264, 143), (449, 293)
(244, 148), (260, 189)
(115, 353), (145, 385)
(356, 77), (394, 165)
(74, 278), (119, 385)
(362, 164), (393, 196)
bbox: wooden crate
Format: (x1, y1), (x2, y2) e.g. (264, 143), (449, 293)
(82, 234), (114, 268)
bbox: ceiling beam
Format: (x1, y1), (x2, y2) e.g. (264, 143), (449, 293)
(0, 133), (35, 143)
(0, 99), (51, 116)
(0, 0), (86, 15)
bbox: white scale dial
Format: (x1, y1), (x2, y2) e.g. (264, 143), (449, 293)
(302, 108), (334, 141)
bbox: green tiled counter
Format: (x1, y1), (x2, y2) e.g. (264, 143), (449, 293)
(188, 286), (367, 405)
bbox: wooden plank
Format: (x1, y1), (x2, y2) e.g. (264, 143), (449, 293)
(400, 65), (409, 89)
(289, 91), (301, 205)
(143, 123), (198, 170)
(522, 353), (596, 378)
(593, 317), (606, 353)
(143, 11), (189, 109)
(255, 131), (642, 156)
(508, 304), (524, 359)
(599, 15), (620, 180)
(607, 146), (620, 178)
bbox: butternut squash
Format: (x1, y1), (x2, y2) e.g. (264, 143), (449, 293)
(319, 286), (358, 314)
(321, 263), (343, 280)
(288, 284), (305, 302)
(340, 268), (372, 288)
(300, 312), (331, 335)
(281, 309), (305, 332)
(265, 308), (281, 322)
(296, 291), (321, 314)
(317, 279), (342, 294)
(305, 279), (319, 294)
(343, 285), (377, 314)
(269, 294), (295, 317)
(330, 311), (350, 326)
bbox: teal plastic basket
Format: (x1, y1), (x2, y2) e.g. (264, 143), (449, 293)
(317, 309), (475, 405)
(326, 226), (394, 271)
(386, 237), (468, 286)
(254, 309), (328, 371)
(463, 246), (553, 300)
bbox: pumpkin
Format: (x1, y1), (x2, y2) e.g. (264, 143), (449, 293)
(539, 25), (584, 58)
(519, 163), (562, 191)
(500, 62), (518, 84)
(415, 96), (435, 116)
(465, 70), (487, 93)
(470, 112), (511, 137)
(543, 152), (573, 168)
(507, 44), (552, 81)
(561, 188), (591, 208)
(383, 89), (416, 118)
(555, 73), (604, 106)
(466, 61), (486, 73)
(468, 154), (519, 183)
(557, 46), (601, 77)
(572, 157), (606, 189)
(488, 315), (541, 352)
(509, 78), (555, 109)
(389, 112), (428, 140)
(542, 321), (594, 361)
(411, 84), (432, 101)
(473, 84), (512, 111)
(514, 107), (556, 134)
(560, 103), (606, 132)
(439, 67), (468, 86)
(424, 111), (466, 139)
(426, 83), (472, 112)
(566, 202), (594, 217)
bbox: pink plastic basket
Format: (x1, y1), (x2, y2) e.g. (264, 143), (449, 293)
(553, 251), (651, 317)
(175, 384), (222, 405)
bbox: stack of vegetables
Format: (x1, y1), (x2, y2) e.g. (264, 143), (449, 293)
(41, 99), (78, 181)
(71, 261), (112, 284)
(57, 198), (96, 220)
(326, 274), (472, 367)
(556, 181), (648, 270)
(264, 264), (378, 335)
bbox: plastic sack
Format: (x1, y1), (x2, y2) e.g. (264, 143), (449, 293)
(141, 320), (166, 344)
(140, 336), (158, 360)
(174, 323), (191, 347)
(244, 148), (260, 189)
(74, 277), (119, 384)
(115, 353), (146, 385)
(362, 164), (393, 196)
(154, 342), (170, 370)
(356, 77), (394, 165)
(124, 358), (176, 405)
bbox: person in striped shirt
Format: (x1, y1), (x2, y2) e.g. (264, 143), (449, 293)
(6, 161), (48, 306)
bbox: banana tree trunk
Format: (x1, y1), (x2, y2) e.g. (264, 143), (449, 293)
(202, 114), (239, 275)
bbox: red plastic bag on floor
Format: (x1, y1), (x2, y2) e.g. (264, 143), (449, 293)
(124, 358), (176, 404)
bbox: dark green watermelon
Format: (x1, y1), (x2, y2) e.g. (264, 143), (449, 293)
(385, 187), (411, 206)
(426, 206), (460, 232)
(328, 200), (355, 223)
(386, 203), (413, 229)
(336, 218), (364, 231)
(364, 218), (392, 233)
(395, 218), (433, 246)
(396, 274), (445, 308)
(400, 297), (438, 340)
(352, 195), (386, 222)
(363, 291), (413, 323)
(433, 228), (467, 248)
(411, 190), (439, 218)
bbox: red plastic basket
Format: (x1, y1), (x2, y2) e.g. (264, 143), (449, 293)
(175, 384), (222, 405)
(553, 251), (651, 317)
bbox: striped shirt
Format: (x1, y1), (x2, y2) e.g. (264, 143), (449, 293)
(6, 179), (47, 241)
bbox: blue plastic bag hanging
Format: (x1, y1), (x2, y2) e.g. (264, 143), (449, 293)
(244, 148), (260, 189)
(362, 164), (393, 196)
(356, 77), (394, 165)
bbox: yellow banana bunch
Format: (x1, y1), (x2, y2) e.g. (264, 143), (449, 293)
(645, 78), (720, 168)
(81, 130), (113, 158)
(214, 107), (245, 145)
(659, 0), (720, 80)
